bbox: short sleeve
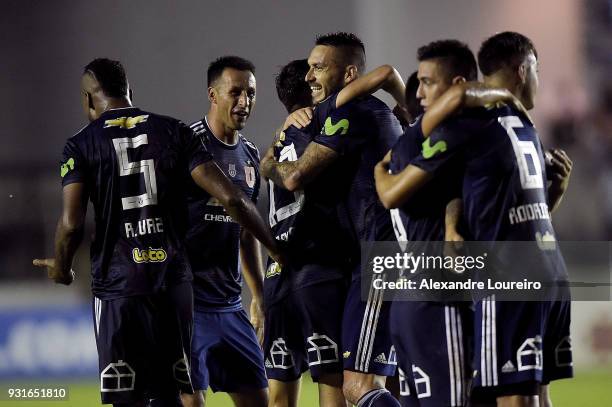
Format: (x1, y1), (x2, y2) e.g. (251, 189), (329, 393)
(180, 122), (213, 172)
(389, 119), (425, 174)
(409, 119), (471, 174)
(60, 138), (87, 187)
(313, 104), (366, 156)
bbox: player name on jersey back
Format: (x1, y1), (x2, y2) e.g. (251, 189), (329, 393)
(61, 107), (212, 299)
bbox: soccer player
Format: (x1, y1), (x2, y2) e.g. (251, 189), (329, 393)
(33, 58), (280, 407)
(261, 33), (404, 407)
(263, 58), (406, 407)
(180, 56), (268, 407)
(374, 32), (573, 407)
(382, 40), (479, 407)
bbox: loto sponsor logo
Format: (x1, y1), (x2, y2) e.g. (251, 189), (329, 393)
(132, 247), (167, 263)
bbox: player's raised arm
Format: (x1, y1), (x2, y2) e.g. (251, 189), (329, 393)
(33, 183), (87, 285)
(190, 160), (283, 263)
(335, 64), (406, 108)
(283, 65), (406, 130)
(261, 141), (338, 192)
(420, 81), (529, 137)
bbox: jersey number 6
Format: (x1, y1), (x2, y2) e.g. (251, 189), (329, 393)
(498, 116), (544, 191)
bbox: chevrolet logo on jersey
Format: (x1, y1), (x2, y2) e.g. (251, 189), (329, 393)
(132, 247), (167, 263)
(323, 117), (349, 136)
(60, 157), (75, 177)
(422, 137), (447, 159)
(104, 115), (149, 129)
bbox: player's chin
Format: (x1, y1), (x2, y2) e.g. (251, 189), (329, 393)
(232, 116), (248, 129)
(311, 91), (325, 104)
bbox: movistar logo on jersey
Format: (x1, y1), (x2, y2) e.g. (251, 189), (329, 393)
(265, 262), (281, 278)
(104, 115), (149, 129)
(60, 157), (75, 178)
(422, 138), (447, 159)
(323, 117), (349, 136)
(132, 247), (167, 263)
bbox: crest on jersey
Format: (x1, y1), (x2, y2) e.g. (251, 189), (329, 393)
(228, 163), (237, 178)
(245, 164), (256, 188)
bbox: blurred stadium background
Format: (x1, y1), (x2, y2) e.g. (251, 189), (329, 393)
(1, 0), (610, 405)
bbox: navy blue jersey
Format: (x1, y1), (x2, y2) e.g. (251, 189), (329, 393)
(60, 107), (212, 299)
(265, 94), (355, 301)
(314, 95), (403, 278)
(186, 118), (260, 312)
(411, 105), (567, 280)
(389, 116), (462, 244)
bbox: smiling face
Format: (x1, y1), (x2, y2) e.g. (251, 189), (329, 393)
(209, 67), (256, 130)
(305, 45), (346, 104)
(416, 59), (453, 111)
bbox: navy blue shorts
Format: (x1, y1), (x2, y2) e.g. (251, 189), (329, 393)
(93, 283), (194, 405)
(390, 301), (473, 407)
(342, 277), (397, 376)
(473, 295), (573, 391)
(191, 309), (267, 392)
(263, 279), (346, 382)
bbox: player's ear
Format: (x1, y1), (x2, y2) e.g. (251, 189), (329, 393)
(344, 65), (358, 84)
(451, 76), (467, 85)
(517, 63), (528, 85)
(128, 87), (133, 103)
(208, 87), (216, 104)
(86, 92), (94, 111)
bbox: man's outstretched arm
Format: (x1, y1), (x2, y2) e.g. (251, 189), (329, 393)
(33, 182), (87, 285)
(374, 151), (433, 209)
(284, 65), (406, 130)
(261, 141), (338, 192)
(191, 160), (282, 263)
(421, 82), (529, 137)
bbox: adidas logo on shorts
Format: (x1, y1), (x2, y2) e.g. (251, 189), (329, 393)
(265, 358), (273, 368)
(374, 353), (387, 364)
(501, 360), (517, 373)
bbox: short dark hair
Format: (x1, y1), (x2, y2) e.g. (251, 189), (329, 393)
(276, 59), (312, 113)
(207, 56), (255, 87)
(84, 58), (128, 98)
(405, 71), (423, 120)
(478, 31), (538, 76)
(315, 32), (366, 73)
(417, 40), (477, 81)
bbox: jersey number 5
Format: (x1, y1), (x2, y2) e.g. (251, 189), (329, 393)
(112, 134), (158, 210)
(498, 116), (543, 190)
